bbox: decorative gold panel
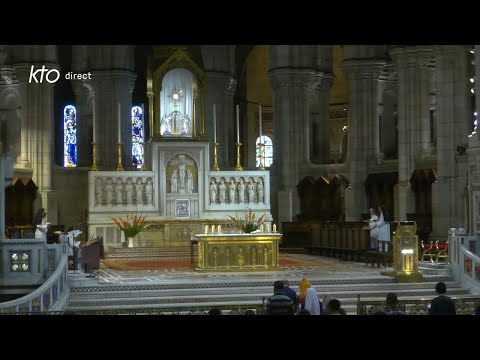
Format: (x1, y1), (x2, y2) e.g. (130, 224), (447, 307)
(195, 234), (282, 271)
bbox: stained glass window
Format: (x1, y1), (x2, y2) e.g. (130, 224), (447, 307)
(256, 135), (273, 168)
(132, 106), (144, 169)
(63, 105), (77, 167)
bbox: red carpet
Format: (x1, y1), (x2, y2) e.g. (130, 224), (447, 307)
(102, 256), (324, 271)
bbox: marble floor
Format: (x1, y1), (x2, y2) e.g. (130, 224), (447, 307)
(71, 253), (392, 286)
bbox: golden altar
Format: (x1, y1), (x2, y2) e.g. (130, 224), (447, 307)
(195, 233), (282, 271)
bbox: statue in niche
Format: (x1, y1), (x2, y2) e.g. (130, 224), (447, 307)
(228, 179), (236, 204)
(171, 169), (179, 194)
(146, 178), (154, 205)
(247, 179), (255, 204)
(136, 178), (144, 205)
(257, 178), (264, 204)
(95, 178), (104, 206)
(169, 154), (195, 194)
(210, 179), (217, 204)
(238, 179), (245, 204)
(218, 179), (226, 204)
(115, 178), (123, 205)
(125, 178), (134, 205)
(186, 170), (193, 194)
(105, 178), (114, 205)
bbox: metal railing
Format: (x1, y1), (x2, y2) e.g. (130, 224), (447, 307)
(357, 295), (480, 315)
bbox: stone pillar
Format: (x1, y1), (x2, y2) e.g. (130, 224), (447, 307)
(71, 45), (93, 168)
(433, 45), (471, 238)
(86, 46), (136, 170)
(307, 74), (333, 164)
(343, 60), (385, 220)
(466, 45), (480, 235)
(269, 69), (312, 223)
(14, 45), (58, 222)
(390, 47), (432, 220)
(375, 103), (385, 164)
(71, 82), (93, 168)
(204, 72), (236, 169)
(201, 45), (236, 168)
(0, 143), (4, 239)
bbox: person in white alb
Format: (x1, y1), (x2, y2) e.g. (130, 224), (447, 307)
(376, 205), (391, 252)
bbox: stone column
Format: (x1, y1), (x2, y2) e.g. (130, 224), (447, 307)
(307, 74), (333, 164)
(88, 45), (136, 170)
(390, 47), (432, 220)
(433, 45), (471, 238)
(70, 82), (93, 168)
(467, 45), (480, 235)
(14, 45), (59, 223)
(269, 69), (311, 223)
(92, 72), (136, 170)
(342, 60), (385, 220)
(204, 72), (236, 169)
(376, 103), (385, 164)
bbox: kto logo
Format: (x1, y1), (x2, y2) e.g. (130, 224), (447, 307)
(28, 65), (60, 84)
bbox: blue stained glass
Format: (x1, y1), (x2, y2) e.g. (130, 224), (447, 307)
(63, 105), (77, 167)
(256, 135), (273, 168)
(132, 106), (144, 169)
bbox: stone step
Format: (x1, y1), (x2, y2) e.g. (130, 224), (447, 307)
(69, 279), (462, 299)
(67, 287), (471, 312)
(67, 278), (466, 311)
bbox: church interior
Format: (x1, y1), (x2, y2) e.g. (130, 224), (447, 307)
(1, 45), (480, 315)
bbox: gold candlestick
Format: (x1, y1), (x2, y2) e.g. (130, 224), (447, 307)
(213, 142), (220, 171)
(91, 142), (98, 171)
(258, 143), (265, 170)
(116, 142), (124, 171)
(235, 142), (243, 171)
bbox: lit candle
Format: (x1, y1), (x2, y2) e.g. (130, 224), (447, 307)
(205, 225), (209, 234)
(211, 225), (215, 234)
(236, 104), (240, 143)
(117, 102), (121, 143)
(213, 104), (217, 143)
(218, 225), (221, 234)
(266, 224), (270, 233)
(92, 98), (96, 143)
(273, 224), (277, 233)
(259, 104), (262, 139)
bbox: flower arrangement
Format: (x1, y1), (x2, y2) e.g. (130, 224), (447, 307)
(112, 213), (148, 237)
(228, 208), (266, 233)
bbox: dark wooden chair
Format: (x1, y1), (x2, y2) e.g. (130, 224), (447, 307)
(78, 237), (104, 277)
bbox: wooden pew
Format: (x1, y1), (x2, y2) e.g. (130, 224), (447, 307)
(281, 221), (370, 261)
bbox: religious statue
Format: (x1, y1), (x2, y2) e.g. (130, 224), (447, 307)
(125, 178), (134, 205)
(115, 178), (123, 205)
(228, 179), (236, 204)
(169, 154), (195, 194)
(247, 180), (255, 204)
(105, 178), (114, 205)
(136, 178), (144, 205)
(179, 161), (186, 188)
(218, 179), (226, 204)
(210, 179), (217, 204)
(95, 177), (104, 206)
(238, 179), (245, 204)
(186, 170), (193, 194)
(257, 178), (264, 204)
(146, 178), (154, 205)
(171, 169), (179, 194)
